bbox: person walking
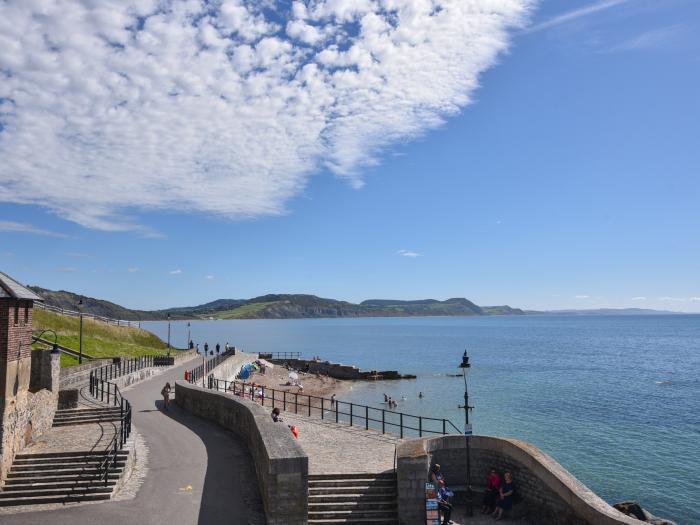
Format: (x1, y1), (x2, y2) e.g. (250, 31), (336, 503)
(161, 382), (172, 410)
(330, 393), (336, 409)
(204, 342), (209, 355)
(216, 343), (220, 354)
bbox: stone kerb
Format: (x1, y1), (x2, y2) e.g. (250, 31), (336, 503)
(397, 435), (644, 525)
(175, 380), (308, 525)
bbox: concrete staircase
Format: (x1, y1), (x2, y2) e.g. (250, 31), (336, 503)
(308, 472), (398, 524)
(52, 407), (122, 427)
(0, 450), (128, 506)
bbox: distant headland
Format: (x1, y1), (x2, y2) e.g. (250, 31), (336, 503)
(29, 286), (685, 321)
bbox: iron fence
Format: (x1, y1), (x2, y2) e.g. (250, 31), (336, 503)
(258, 351), (302, 361)
(210, 378), (461, 439)
(88, 374), (132, 484)
(185, 349), (236, 385)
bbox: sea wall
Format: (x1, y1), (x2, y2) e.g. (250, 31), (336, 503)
(175, 380), (308, 525)
(209, 351), (254, 382)
(268, 358), (412, 380)
(396, 435), (643, 525)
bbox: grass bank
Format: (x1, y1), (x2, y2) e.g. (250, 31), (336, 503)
(33, 308), (176, 367)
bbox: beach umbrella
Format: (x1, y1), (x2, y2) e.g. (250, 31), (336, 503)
(288, 371), (299, 381)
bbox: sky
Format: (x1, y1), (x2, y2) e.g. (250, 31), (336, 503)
(1, 0), (699, 312)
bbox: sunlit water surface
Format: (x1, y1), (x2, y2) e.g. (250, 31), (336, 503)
(144, 315), (700, 524)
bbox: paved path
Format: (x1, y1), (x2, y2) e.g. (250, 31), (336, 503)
(1, 358), (264, 525)
(282, 412), (402, 474)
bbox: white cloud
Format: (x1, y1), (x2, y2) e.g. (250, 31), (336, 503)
(574, 295), (590, 299)
(128, 267), (139, 273)
(0, 1), (531, 231)
(659, 296), (685, 302)
(169, 269), (183, 275)
(0, 220), (67, 238)
(691, 297), (700, 302)
(631, 296), (646, 301)
(205, 275), (215, 280)
(526, 0), (630, 33)
(397, 249), (421, 258)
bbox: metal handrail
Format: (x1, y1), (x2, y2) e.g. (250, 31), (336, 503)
(258, 351), (302, 360)
(88, 373), (132, 484)
(210, 378), (462, 438)
(184, 349), (236, 384)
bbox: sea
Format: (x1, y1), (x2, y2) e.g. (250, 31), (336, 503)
(143, 315), (700, 524)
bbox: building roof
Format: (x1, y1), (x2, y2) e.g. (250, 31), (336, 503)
(0, 272), (43, 301)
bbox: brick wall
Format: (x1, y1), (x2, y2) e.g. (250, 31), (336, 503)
(0, 299), (33, 364)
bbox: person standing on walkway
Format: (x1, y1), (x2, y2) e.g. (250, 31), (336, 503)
(161, 382), (172, 410)
(204, 342), (209, 355)
(216, 343), (220, 354)
(330, 393), (336, 409)
(196, 343), (200, 354)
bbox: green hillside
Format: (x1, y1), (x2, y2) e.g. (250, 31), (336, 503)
(33, 308), (175, 367)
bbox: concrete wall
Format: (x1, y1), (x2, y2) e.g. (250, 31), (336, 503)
(269, 358), (408, 380)
(210, 351), (256, 383)
(397, 435), (644, 525)
(175, 380), (308, 525)
(59, 358), (116, 389)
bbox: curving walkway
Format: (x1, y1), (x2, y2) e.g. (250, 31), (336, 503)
(1, 358), (264, 525)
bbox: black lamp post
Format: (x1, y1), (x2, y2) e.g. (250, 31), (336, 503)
(167, 313), (171, 356)
(34, 329), (60, 354)
(459, 350), (474, 516)
(77, 298), (84, 364)
(187, 321), (191, 349)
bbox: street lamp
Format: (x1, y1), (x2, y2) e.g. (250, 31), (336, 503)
(458, 350), (474, 516)
(187, 322), (191, 350)
(34, 329), (60, 354)
(167, 313), (171, 356)
(77, 298), (84, 364)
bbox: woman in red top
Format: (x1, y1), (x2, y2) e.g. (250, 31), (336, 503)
(481, 468), (501, 514)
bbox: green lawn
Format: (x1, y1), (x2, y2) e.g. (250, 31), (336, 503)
(33, 308), (180, 367)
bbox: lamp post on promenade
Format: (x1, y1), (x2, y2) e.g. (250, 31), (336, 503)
(187, 322), (191, 350)
(77, 298), (84, 365)
(458, 350), (473, 516)
(167, 313), (171, 356)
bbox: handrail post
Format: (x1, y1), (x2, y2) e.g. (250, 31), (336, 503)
(419, 416), (422, 437)
(350, 403), (353, 427)
(443, 419), (446, 435)
(400, 413), (404, 439)
(284, 391), (287, 412)
(321, 397), (324, 419)
(382, 410), (385, 434)
(308, 395), (311, 417)
(295, 393), (298, 414)
(335, 401), (339, 423)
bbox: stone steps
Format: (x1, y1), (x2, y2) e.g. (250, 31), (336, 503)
(308, 473), (398, 525)
(0, 450), (128, 507)
(52, 407), (123, 427)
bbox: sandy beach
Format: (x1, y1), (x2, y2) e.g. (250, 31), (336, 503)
(230, 359), (349, 400)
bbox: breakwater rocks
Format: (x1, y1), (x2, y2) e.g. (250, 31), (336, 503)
(262, 356), (416, 381)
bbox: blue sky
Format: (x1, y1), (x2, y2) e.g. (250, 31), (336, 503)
(1, 0), (699, 312)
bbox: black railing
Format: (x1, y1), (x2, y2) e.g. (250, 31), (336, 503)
(88, 374), (132, 484)
(258, 351), (301, 361)
(185, 349), (236, 385)
(210, 378), (461, 439)
(93, 355), (173, 382)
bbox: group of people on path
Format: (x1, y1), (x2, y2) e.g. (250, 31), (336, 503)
(190, 341), (233, 355)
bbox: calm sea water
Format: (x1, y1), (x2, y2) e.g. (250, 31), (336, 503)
(144, 315), (700, 524)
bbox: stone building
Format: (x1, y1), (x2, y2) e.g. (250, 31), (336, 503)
(0, 271), (59, 481)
